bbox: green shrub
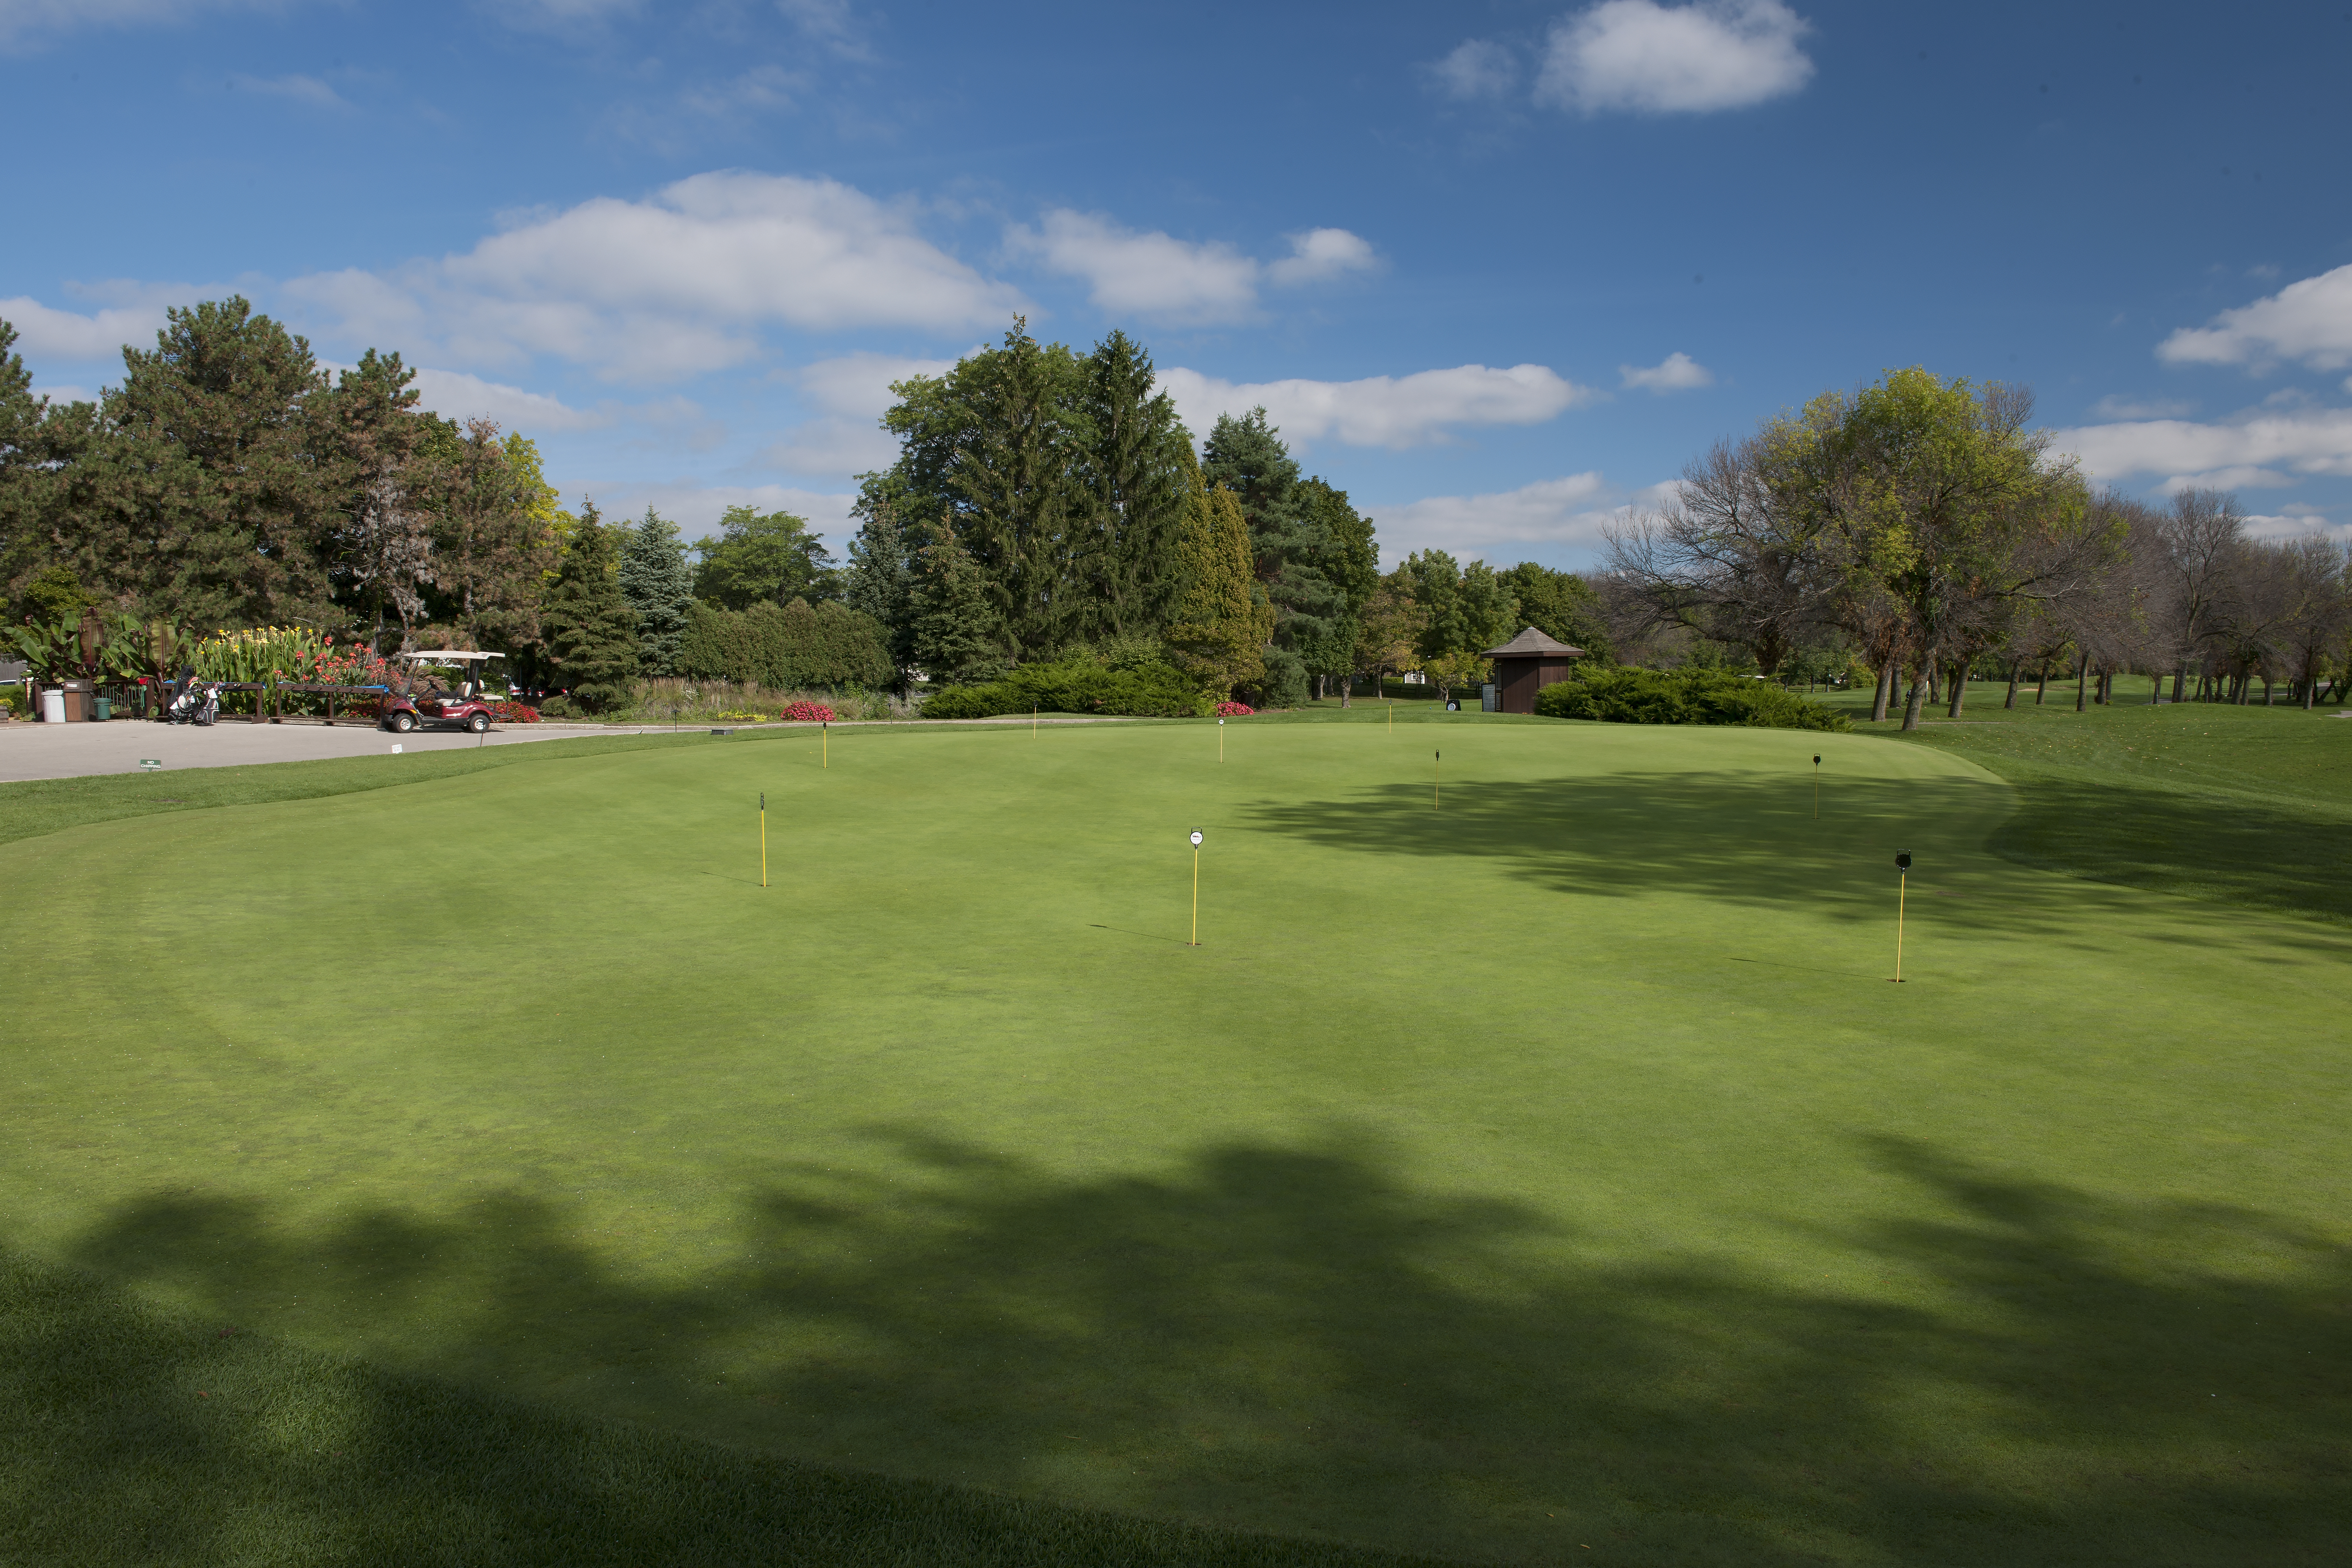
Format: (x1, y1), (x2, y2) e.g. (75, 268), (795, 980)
(679, 599), (893, 690)
(1533, 666), (1851, 732)
(924, 658), (1211, 719)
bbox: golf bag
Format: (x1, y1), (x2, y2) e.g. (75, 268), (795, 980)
(165, 672), (220, 726)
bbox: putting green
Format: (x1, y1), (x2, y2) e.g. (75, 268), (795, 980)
(6, 716), (2347, 1564)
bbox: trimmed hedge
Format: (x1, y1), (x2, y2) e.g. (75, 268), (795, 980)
(1533, 667), (1851, 732)
(678, 599), (893, 690)
(924, 660), (1212, 719)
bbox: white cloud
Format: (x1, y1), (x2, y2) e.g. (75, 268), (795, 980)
(1162, 362), (1594, 449)
(2088, 394), (2195, 420)
(1428, 38), (1518, 101)
(1006, 212), (1376, 325)
(753, 351), (957, 478)
(0, 0), (296, 49)
(405, 368), (611, 432)
(1619, 350), (1712, 392)
(285, 172), (1027, 381)
(794, 350), (957, 417)
(1267, 228), (1381, 287)
(1374, 473), (1648, 562)
(681, 65), (803, 117)
(228, 72), (347, 109)
(2158, 262), (2352, 371)
(1007, 211), (1260, 325)
(2051, 404), (2352, 492)
(579, 480), (856, 544)
(2241, 504), (2348, 542)
(0, 285), (194, 359)
(1537, 0), (1814, 114)
(774, 0), (873, 61)
(481, 0), (641, 34)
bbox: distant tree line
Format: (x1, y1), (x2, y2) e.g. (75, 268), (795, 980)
(7, 301), (1638, 713)
(0, 301), (873, 710)
(1596, 367), (2352, 725)
(840, 320), (1614, 707)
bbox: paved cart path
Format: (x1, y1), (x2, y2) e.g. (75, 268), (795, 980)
(0, 713), (1132, 782)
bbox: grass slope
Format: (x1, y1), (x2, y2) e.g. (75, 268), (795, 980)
(1829, 683), (2352, 924)
(5, 709), (2348, 1565)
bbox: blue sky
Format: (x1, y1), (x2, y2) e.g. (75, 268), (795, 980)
(6, 0), (2350, 568)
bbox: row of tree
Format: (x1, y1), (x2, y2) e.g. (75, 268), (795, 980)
(6, 299), (1627, 708)
(836, 320), (1613, 705)
(1598, 368), (2352, 724)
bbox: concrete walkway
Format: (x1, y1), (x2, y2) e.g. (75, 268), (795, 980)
(0, 712), (1135, 783)
(0, 718), (635, 784)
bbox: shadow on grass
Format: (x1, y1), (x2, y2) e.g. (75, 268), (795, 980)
(1973, 765), (2352, 927)
(9, 1132), (2347, 1566)
(1239, 768), (2352, 952)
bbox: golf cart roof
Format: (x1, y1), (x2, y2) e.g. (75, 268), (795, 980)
(401, 649), (504, 662)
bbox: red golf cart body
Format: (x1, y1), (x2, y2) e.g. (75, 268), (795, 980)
(379, 651), (507, 734)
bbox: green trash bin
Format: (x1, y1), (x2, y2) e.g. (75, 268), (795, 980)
(94, 696), (112, 721)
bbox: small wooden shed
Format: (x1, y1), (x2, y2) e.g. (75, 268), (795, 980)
(1483, 626), (1584, 714)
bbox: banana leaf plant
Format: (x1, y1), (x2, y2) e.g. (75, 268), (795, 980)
(6, 615), (86, 682)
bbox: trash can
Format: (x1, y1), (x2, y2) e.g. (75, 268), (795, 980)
(94, 696), (113, 721)
(40, 687), (65, 723)
(61, 681), (95, 722)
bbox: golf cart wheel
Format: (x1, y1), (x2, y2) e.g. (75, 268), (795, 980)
(390, 711), (416, 734)
(466, 712), (490, 734)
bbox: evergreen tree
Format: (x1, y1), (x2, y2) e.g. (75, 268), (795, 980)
(910, 520), (1009, 685)
(1162, 451), (1270, 698)
(1074, 330), (1190, 637)
(0, 318), (60, 613)
(883, 319), (1093, 661)
(96, 297), (334, 628)
(1294, 477), (1379, 698)
(618, 508), (695, 675)
(540, 504), (640, 710)
(1203, 408), (1345, 702)
(843, 487), (919, 678)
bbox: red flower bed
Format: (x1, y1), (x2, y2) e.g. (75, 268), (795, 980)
(488, 700), (540, 723)
(781, 700), (835, 722)
(1215, 701), (1255, 717)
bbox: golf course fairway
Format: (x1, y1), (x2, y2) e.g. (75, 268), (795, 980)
(4, 712), (2346, 1565)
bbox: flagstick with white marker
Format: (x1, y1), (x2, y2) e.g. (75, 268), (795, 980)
(1188, 830), (1204, 946)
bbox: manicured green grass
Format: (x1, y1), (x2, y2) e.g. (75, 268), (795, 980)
(1821, 681), (2352, 925)
(5, 712), (2348, 1564)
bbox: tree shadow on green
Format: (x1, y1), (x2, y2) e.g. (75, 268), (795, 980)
(14, 1130), (2348, 1566)
(1240, 773), (2070, 940)
(1969, 763), (2352, 927)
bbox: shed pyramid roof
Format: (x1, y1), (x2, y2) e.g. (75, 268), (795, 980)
(1482, 626), (1584, 658)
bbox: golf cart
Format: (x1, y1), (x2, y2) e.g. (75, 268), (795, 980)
(379, 650), (508, 734)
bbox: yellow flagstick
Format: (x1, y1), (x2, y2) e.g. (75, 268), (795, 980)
(822, 720), (828, 769)
(1893, 850), (1911, 982)
(1188, 829), (1203, 946)
(1032, 705), (1038, 737)
(1434, 749), (1441, 810)
(759, 791), (768, 888)
(1813, 752), (1822, 819)
(1387, 700), (1392, 734)
(1219, 718), (1225, 763)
